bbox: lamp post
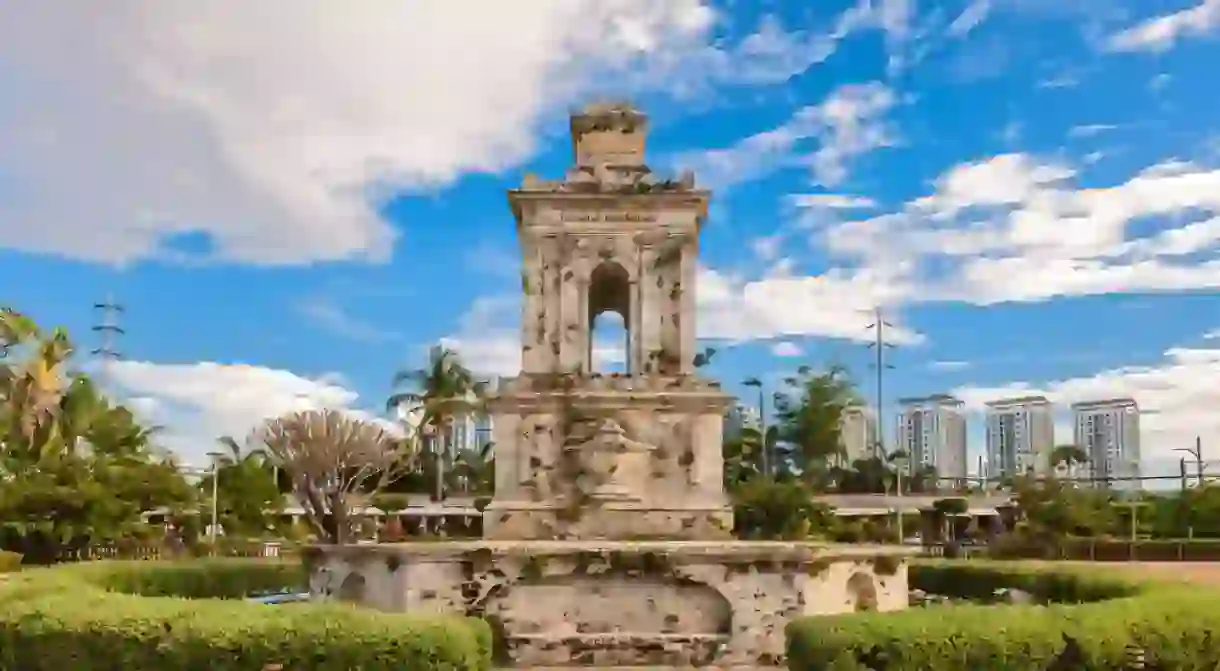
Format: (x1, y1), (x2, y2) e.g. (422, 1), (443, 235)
(743, 377), (767, 478)
(206, 451), (224, 554)
(1174, 436), (1204, 487)
(892, 454), (908, 544)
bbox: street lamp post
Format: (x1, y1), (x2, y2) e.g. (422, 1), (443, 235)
(1174, 436), (1205, 487)
(743, 378), (767, 478)
(892, 455), (908, 544)
(206, 451), (224, 555)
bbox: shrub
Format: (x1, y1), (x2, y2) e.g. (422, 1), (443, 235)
(787, 560), (1220, 670)
(0, 559), (491, 671)
(0, 551), (21, 573)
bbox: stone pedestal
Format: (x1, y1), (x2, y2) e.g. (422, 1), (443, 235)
(305, 541), (919, 668)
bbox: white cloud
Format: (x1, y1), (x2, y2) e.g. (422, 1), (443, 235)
(771, 341), (804, 357)
(672, 81), (898, 190)
(822, 153), (1220, 304)
(953, 339), (1220, 469)
(105, 360), (392, 468)
(1203, 328), (1220, 340)
(1106, 0), (1220, 53)
(696, 265), (924, 344)
(0, 0), (740, 265)
(929, 359), (971, 371)
(947, 0), (993, 38)
(788, 194), (879, 210)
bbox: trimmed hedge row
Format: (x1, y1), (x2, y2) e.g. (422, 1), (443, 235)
(788, 560), (1220, 670)
(0, 558), (491, 671)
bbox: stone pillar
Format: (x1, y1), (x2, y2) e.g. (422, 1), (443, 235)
(631, 249), (648, 375)
(492, 413), (521, 498)
(692, 412), (726, 502)
(520, 238), (546, 374)
(637, 247), (661, 374)
(559, 256), (582, 374)
(679, 237), (697, 374)
(542, 235), (562, 374)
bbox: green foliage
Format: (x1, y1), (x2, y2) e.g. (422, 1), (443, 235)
(0, 312), (195, 562)
(787, 560), (1218, 670)
(197, 437), (283, 537)
(732, 479), (835, 540)
(0, 559), (491, 671)
(0, 551), (21, 573)
(772, 364), (860, 476)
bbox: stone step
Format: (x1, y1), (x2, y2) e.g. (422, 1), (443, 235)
(506, 632), (730, 667)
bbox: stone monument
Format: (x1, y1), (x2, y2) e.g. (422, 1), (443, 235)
(305, 103), (917, 669)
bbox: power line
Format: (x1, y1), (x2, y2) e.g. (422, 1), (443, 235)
(864, 306), (896, 461)
(92, 294), (125, 386)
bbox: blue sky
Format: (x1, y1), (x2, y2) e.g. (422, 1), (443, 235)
(2, 0), (1219, 477)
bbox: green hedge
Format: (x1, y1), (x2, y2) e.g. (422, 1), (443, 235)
(788, 560), (1220, 670)
(0, 559), (491, 671)
(0, 552), (21, 573)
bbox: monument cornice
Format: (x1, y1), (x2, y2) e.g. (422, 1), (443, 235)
(507, 190), (710, 227)
(487, 388), (733, 413)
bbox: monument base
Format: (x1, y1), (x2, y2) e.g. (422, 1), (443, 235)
(482, 500), (734, 540)
(304, 540), (918, 667)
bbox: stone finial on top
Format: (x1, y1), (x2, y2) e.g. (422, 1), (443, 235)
(570, 101), (649, 168)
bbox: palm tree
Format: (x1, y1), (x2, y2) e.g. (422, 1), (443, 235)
(386, 346), (484, 501)
(0, 313), (75, 463)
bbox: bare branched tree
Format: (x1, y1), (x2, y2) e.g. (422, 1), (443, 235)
(251, 409), (414, 544)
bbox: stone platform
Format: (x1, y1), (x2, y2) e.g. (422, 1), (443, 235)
(305, 540), (918, 667)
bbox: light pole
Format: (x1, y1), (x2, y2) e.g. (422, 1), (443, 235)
(892, 454), (908, 544)
(864, 307), (896, 461)
(1174, 437), (1204, 487)
(206, 451), (224, 554)
(743, 377), (767, 477)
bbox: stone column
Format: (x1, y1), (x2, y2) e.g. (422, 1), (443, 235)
(631, 248), (647, 375)
(559, 256), (582, 374)
(520, 238), (545, 374)
(679, 237), (697, 375)
(691, 412), (725, 502)
(492, 413), (521, 498)
(542, 235), (562, 374)
(637, 246), (661, 375)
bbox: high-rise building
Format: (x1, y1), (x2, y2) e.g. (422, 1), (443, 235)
(1072, 398), (1141, 490)
(838, 405), (878, 465)
(724, 404), (761, 440)
(985, 395), (1054, 480)
(896, 394), (968, 485)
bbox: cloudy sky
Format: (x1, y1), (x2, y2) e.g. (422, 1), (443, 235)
(2, 0), (1218, 478)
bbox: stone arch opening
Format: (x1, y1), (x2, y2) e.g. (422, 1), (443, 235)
(846, 571), (878, 612)
(337, 571), (367, 603)
(588, 261), (631, 374)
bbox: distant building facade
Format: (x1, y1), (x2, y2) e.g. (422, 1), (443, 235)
(985, 395), (1054, 481)
(724, 404), (761, 440)
(838, 405), (878, 465)
(1072, 398), (1141, 490)
(896, 394), (968, 485)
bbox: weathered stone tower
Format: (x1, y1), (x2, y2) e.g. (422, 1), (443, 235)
(482, 102), (735, 540)
(308, 104), (917, 670)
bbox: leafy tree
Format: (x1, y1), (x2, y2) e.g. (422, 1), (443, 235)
(1050, 444), (1089, 478)
(252, 409), (411, 544)
(771, 364), (861, 483)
